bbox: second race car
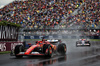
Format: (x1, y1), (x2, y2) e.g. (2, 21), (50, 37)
(76, 39), (91, 47)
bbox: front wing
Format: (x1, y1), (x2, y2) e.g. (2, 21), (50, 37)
(11, 51), (45, 56)
(76, 43), (90, 47)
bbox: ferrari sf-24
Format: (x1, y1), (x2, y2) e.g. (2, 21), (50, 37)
(10, 38), (66, 58)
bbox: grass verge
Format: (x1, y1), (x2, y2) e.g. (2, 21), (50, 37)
(0, 51), (11, 54)
(90, 39), (100, 41)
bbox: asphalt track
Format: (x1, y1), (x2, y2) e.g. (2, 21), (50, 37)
(0, 39), (100, 66)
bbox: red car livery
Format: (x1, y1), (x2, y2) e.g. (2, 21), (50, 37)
(10, 39), (66, 58)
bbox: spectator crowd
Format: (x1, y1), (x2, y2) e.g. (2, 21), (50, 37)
(0, 0), (82, 29)
(22, 29), (100, 36)
(0, 0), (99, 29)
(60, 0), (100, 29)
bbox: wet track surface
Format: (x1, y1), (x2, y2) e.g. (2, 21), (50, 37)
(0, 39), (100, 66)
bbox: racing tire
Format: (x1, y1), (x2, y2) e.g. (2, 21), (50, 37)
(57, 43), (66, 55)
(89, 42), (91, 46)
(86, 41), (91, 46)
(43, 44), (53, 57)
(76, 41), (78, 47)
(14, 45), (24, 58)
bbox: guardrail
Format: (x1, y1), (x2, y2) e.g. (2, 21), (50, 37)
(23, 35), (100, 39)
(0, 42), (23, 52)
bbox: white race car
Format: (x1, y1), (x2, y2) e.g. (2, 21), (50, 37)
(76, 39), (91, 47)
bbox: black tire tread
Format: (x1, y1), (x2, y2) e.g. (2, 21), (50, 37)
(57, 43), (66, 55)
(14, 45), (24, 58)
(43, 44), (52, 57)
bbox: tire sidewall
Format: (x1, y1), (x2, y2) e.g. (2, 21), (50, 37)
(14, 45), (24, 58)
(57, 43), (66, 54)
(43, 44), (53, 57)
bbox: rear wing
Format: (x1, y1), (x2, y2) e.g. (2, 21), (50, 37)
(46, 39), (61, 43)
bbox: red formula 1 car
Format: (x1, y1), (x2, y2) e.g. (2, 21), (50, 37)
(10, 38), (66, 58)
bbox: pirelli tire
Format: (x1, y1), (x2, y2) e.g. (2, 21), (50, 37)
(43, 44), (53, 57)
(14, 45), (24, 58)
(86, 41), (91, 46)
(76, 41), (78, 47)
(57, 43), (66, 55)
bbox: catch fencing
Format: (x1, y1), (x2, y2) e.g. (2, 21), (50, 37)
(23, 35), (100, 39)
(0, 42), (23, 52)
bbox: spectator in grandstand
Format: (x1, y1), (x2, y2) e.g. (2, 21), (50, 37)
(61, 0), (100, 29)
(0, 0), (83, 29)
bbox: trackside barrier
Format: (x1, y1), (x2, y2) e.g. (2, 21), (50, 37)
(0, 42), (23, 52)
(24, 36), (100, 39)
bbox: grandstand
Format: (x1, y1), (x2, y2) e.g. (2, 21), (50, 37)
(0, 0), (86, 29)
(0, 0), (99, 31)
